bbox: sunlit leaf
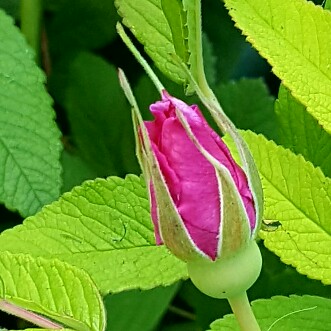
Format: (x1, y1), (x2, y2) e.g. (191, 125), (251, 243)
(115, 0), (187, 84)
(209, 295), (331, 330)
(0, 175), (187, 294)
(0, 252), (105, 331)
(232, 131), (331, 284)
(224, 0), (331, 133)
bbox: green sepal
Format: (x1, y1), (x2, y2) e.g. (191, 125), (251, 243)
(216, 170), (251, 258)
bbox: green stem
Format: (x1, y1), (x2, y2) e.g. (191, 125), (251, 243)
(228, 292), (261, 331)
(20, 0), (43, 62)
(192, 0), (213, 99)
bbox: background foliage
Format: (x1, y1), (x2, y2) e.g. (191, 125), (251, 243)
(0, 0), (330, 330)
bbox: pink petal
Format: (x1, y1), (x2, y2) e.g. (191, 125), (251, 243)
(146, 113), (220, 259)
(145, 91), (256, 260)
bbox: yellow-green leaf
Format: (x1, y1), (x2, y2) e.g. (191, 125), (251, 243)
(0, 175), (187, 294)
(227, 131), (331, 284)
(115, 0), (186, 84)
(224, 0), (331, 133)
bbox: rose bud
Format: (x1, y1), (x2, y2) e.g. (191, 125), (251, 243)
(130, 88), (263, 298)
(134, 90), (260, 261)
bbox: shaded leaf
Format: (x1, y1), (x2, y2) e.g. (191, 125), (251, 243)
(202, 33), (217, 87)
(0, 0), (19, 18)
(47, 0), (118, 56)
(215, 78), (276, 140)
(105, 284), (179, 331)
(0, 9), (62, 216)
(63, 52), (136, 176)
(276, 85), (331, 177)
(60, 150), (98, 193)
(202, 0), (254, 82)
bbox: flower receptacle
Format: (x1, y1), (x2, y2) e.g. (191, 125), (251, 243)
(187, 241), (262, 299)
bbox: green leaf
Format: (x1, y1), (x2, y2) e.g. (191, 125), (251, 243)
(0, 175), (187, 294)
(202, 0), (247, 82)
(215, 78), (277, 140)
(237, 131), (331, 284)
(0, 0), (19, 18)
(62, 52), (136, 176)
(209, 295), (331, 330)
(0, 10), (62, 216)
(325, 0), (331, 10)
(47, 0), (117, 55)
(115, 0), (187, 84)
(202, 33), (217, 87)
(60, 150), (98, 193)
(224, 0), (331, 133)
(0, 251), (105, 331)
(276, 85), (331, 177)
(4, 330), (73, 331)
(105, 284), (179, 331)
(7, 330), (73, 331)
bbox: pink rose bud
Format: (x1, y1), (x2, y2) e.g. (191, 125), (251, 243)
(136, 91), (259, 262)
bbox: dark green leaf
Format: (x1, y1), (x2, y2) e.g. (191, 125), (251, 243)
(47, 0), (118, 56)
(0, 9), (62, 216)
(215, 78), (276, 140)
(276, 85), (331, 177)
(63, 52), (137, 176)
(105, 284), (179, 331)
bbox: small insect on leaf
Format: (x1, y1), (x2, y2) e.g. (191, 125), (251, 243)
(261, 219), (282, 232)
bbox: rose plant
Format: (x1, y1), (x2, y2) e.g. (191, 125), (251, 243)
(0, 0), (330, 330)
